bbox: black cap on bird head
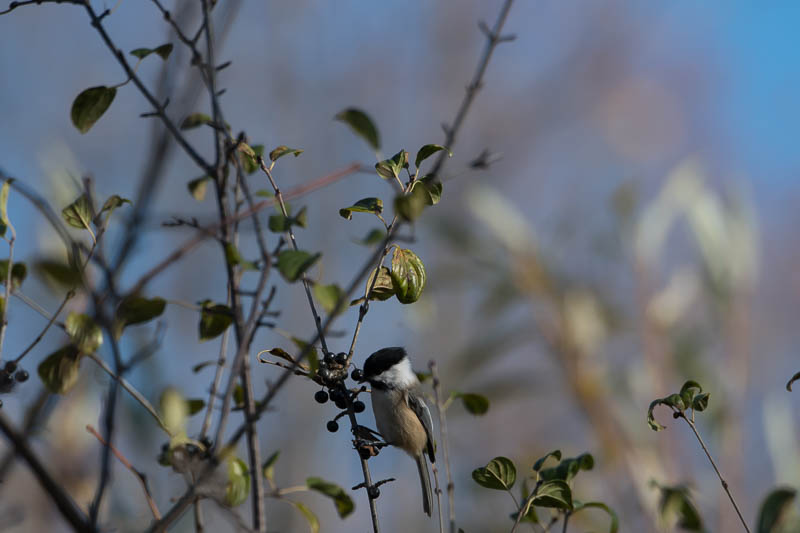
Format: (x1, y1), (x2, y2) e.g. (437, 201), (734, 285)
(363, 347), (407, 379)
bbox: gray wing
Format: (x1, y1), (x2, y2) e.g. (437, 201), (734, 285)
(407, 390), (435, 463)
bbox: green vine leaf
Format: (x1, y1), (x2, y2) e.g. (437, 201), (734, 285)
(65, 312), (103, 354)
(532, 479), (572, 510)
(130, 43), (173, 61)
(199, 301), (234, 341)
(414, 144), (451, 168)
(375, 150), (408, 180)
(289, 501), (320, 533)
(390, 247), (426, 304)
(339, 198), (383, 220)
(306, 477), (355, 518)
(572, 501), (619, 533)
(62, 194), (93, 231)
(180, 113), (213, 130)
(472, 456), (516, 491)
(532, 450), (562, 472)
(115, 296), (166, 331)
(277, 250), (321, 282)
(71, 86), (117, 134)
(452, 392), (489, 415)
(756, 487), (796, 533)
(262, 451), (280, 481)
(313, 283), (344, 315)
(334, 108), (380, 153)
(37, 345), (81, 394)
(0, 261), (26, 289)
(269, 145), (304, 162)
(187, 176), (211, 201)
(225, 456), (251, 507)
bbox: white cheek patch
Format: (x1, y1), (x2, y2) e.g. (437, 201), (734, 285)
(378, 357), (418, 389)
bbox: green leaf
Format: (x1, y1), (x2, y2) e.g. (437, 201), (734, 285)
(71, 86), (116, 134)
(240, 144), (264, 174)
(180, 113), (213, 130)
(268, 207), (307, 233)
(269, 145), (304, 162)
(187, 176), (211, 201)
(199, 302), (234, 341)
(390, 247), (426, 304)
(692, 392), (710, 412)
(192, 361), (216, 373)
(654, 483), (704, 532)
(410, 176), (443, 206)
(289, 501), (320, 533)
(306, 477), (355, 518)
(116, 296), (166, 328)
(356, 228), (386, 246)
(334, 108), (380, 152)
(35, 259), (82, 288)
(96, 195), (131, 222)
(160, 387), (187, 436)
(225, 456), (251, 507)
(472, 456), (516, 491)
(0, 179), (10, 237)
(276, 250), (321, 282)
(0, 261), (26, 289)
(532, 450), (562, 472)
(37, 345), (81, 394)
(680, 380), (703, 407)
(365, 266), (395, 302)
(415, 144), (451, 168)
(394, 184), (429, 222)
(225, 243), (256, 271)
(454, 392), (489, 415)
(539, 453), (594, 483)
(186, 398), (205, 416)
(648, 394), (686, 431)
(65, 312), (103, 354)
(787, 372), (800, 392)
(339, 198), (383, 220)
(757, 487), (796, 533)
(313, 283), (344, 315)
(62, 194), (93, 231)
(154, 43), (173, 60)
(130, 44), (173, 61)
(572, 501), (619, 533)
(262, 451), (280, 481)
(375, 150), (409, 180)
(532, 479), (572, 510)
(233, 384), (245, 408)
(255, 190), (274, 198)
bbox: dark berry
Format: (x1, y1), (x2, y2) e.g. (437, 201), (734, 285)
(335, 352), (347, 365)
(323, 353), (335, 366)
(14, 370), (29, 383)
(359, 447), (371, 460)
(353, 400), (366, 413)
(351, 369), (364, 382)
(314, 390), (329, 404)
(4, 361), (16, 373)
(0, 399), (3, 408)
(368, 486), (380, 499)
(334, 397), (347, 410)
(326, 420), (339, 433)
(329, 388), (344, 402)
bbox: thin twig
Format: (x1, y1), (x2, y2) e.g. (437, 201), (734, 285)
(85, 424), (162, 520)
(258, 157), (329, 355)
(85, 351), (171, 434)
(428, 0), (516, 181)
(0, 218), (17, 361)
(0, 0), (82, 15)
(81, 2), (214, 176)
(14, 290), (75, 364)
(0, 411), (98, 533)
(679, 413), (750, 533)
(430, 362), (456, 533)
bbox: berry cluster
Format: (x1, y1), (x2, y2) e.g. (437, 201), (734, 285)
(312, 351), (367, 433)
(0, 360), (30, 407)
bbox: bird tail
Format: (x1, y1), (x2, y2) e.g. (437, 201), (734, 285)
(416, 455), (432, 517)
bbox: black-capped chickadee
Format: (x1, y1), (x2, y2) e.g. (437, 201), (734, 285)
(362, 347), (435, 516)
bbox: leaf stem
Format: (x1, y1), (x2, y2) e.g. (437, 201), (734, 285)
(679, 412), (750, 533)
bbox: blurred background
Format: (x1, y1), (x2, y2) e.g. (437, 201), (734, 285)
(1, 0), (799, 531)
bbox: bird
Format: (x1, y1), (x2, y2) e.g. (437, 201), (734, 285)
(362, 347), (435, 516)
